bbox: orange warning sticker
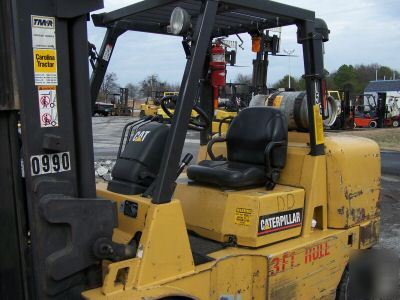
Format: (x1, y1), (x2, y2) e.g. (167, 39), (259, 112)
(313, 104), (324, 145)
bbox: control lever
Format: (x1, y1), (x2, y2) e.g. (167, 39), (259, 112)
(177, 153), (193, 178)
(142, 153), (193, 198)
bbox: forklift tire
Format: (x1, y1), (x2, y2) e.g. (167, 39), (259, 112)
(337, 250), (399, 300)
(393, 120), (399, 127)
(139, 111), (145, 119)
(369, 120), (377, 128)
(336, 268), (351, 300)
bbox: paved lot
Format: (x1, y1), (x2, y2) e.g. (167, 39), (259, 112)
(93, 116), (200, 160)
(93, 116), (400, 254)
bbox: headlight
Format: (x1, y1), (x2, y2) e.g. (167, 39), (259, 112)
(169, 7), (191, 35)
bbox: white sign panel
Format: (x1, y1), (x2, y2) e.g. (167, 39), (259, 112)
(31, 15), (56, 49)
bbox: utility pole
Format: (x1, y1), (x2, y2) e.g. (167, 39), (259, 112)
(284, 49), (295, 89)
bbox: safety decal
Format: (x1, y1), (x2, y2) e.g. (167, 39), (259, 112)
(258, 208), (303, 236)
(235, 208), (252, 226)
(31, 15), (56, 49)
(313, 104), (325, 145)
(30, 152), (71, 176)
(103, 44), (113, 61)
(38, 86), (58, 127)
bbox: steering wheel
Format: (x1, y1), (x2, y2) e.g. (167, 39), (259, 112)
(160, 95), (211, 131)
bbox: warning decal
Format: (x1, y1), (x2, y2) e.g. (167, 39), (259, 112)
(313, 104), (325, 145)
(235, 208), (252, 226)
(31, 15), (56, 49)
(38, 86), (58, 127)
(103, 44), (113, 62)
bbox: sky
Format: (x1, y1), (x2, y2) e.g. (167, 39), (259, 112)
(87, 0), (400, 87)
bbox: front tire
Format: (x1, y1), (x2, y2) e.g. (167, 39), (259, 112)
(393, 120), (399, 127)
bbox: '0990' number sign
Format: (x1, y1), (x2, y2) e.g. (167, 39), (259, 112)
(30, 152), (71, 176)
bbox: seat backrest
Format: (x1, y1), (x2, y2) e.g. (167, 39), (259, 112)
(108, 122), (169, 194)
(226, 107), (288, 168)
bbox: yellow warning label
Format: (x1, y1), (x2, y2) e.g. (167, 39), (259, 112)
(313, 104), (324, 145)
(235, 208), (252, 226)
(273, 96), (283, 107)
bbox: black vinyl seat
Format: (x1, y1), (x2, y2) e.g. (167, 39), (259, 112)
(187, 107), (288, 189)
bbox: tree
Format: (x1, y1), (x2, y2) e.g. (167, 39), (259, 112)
(332, 65), (357, 94)
(272, 64), (400, 96)
(99, 72), (119, 102)
(235, 73), (252, 85)
(272, 75), (302, 90)
(378, 66), (396, 80)
(139, 74), (167, 98)
(125, 83), (139, 99)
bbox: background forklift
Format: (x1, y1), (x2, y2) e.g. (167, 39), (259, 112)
(0, 0), (388, 300)
(352, 93), (398, 128)
(327, 90), (355, 130)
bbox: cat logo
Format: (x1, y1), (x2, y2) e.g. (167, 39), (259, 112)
(132, 131), (150, 142)
(258, 208), (303, 236)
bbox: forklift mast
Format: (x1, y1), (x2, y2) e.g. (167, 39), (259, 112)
(0, 0), (119, 299)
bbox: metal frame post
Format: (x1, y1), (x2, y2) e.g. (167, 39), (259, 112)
(70, 15), (98, 197)
(0, 0), (31, 297)
(252, 32), (268, 95)
(299, 20), (325, 156)
(199, 54), (213, 145)
(0, 112), (31, 299)
(377, 92), (386, 128)
(90, 25), (126, 110)
(151, 0), (218, 204)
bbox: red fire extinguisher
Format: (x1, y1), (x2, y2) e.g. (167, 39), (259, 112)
(210, 41), (226, 110)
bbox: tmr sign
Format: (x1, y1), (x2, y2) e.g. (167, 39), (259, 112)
(32, 16), (54, 28)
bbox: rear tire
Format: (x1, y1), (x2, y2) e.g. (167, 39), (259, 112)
(369, 120), (377, 128)
(336, 268), (351, 300)
(337, 250), (399, 300)
(139, 111), (145, 119)
(393, 120), (399, 127)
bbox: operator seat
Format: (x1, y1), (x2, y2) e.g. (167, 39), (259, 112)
(187, 107), (288, 189)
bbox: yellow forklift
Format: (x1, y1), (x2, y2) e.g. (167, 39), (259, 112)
(1, 0), (388, 299)
(140, 92), (179, 119)
(140, 98), (161, 118)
